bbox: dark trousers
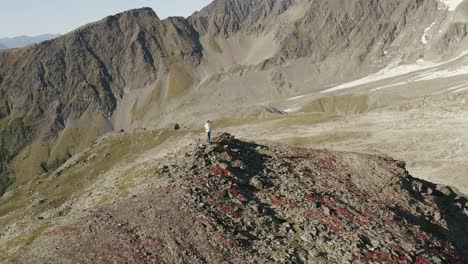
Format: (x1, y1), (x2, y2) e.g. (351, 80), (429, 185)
(207, 131), (211, 143)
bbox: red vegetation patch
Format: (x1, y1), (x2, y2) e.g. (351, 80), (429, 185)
(317, 157), (338, 171)
(303, 194), (314, 201)
(222, 206), (231, 214)
(324, 222), (343, 234)
(214, 230), (239, 247)
(388, 244), (412, 262)
(361, 250), (405, 263)
(382, 216), (396, 226)
(304, 210), (315, 219)
(325, 200), (353, 219)
(439, 246), (455, 257)
(346, 186), (370, 199)
(389, 244), (405, 254)
(416, 232), (430, 243)
(316, 208), (344, 234)
(271, 194), (285, 207)
(228, 188), (246, 201)
(218, 203), (240, 218)
(415, 255), (432, 264)
(228, 188), (240, 196)
(194, 176), (208, 186)
(210, 166), (230, 177)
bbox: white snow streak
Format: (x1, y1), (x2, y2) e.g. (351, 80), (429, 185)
(283, 107), (301, 113)
(440, 0), (464, 11)
(432, 83), (468, 95)
(370, 82), (407, 92)
(287, 95), (305, 101)
(421, 22), (437, 45)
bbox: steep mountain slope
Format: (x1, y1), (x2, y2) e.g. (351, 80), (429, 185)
(189, 0), (294, 37)
(0, 8), (203, 190)
(0, 133), (465, 263)
(1, 0), (468, 197)
(168, 0), (468, 125)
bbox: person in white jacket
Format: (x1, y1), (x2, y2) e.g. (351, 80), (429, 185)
(205, 120), (212, 143)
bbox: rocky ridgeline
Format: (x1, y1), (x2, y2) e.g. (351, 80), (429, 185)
(177, 133), (467, 263)
(20, 133), (467, 263)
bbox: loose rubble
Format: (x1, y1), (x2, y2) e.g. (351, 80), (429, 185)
(17, 133), (467, 263)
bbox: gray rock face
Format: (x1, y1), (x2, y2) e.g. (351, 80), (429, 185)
(189, 0), (295, 37)
(0, 8), (203, 189)
(1, 8), (202, 125)
(276, 0), (439, 61)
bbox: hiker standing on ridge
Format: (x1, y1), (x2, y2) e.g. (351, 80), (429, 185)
(205, 120), (212, 144)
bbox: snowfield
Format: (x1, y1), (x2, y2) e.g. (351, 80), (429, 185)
(322, 52), (468, 93)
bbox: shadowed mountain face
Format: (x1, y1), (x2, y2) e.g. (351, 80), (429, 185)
(1, 8), (201, 128)
(0, 34), (60, 49)
(1, 0), (468, 193)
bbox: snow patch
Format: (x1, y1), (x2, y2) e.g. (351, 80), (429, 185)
(415, 63), (468, 81)
(453, 86), (468, 93)
(321, 51), (468, 93)
(370, 82), (407, 92)
(440, 0), (464, 11)
(322, 60), (436, 93)
(283, 107), (301, 113)
(432, 83), (468, 95)
(287, 95), (305, 101)
(421, 22), (437, 45)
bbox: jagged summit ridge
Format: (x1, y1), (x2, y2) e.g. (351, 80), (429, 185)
(190, 0), (295, 36)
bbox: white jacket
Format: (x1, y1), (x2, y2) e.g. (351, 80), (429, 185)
(205, 122), (211, 133)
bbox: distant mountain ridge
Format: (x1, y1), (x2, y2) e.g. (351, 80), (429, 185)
(0, 34), (60, 49)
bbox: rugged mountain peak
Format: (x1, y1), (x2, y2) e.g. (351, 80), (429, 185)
(116, 7), (158, 17)
(81, 7), (160, 27)
(70, 7), (162, 42)
(189, 0), (295, 37)
(0, 6), (204, 188)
